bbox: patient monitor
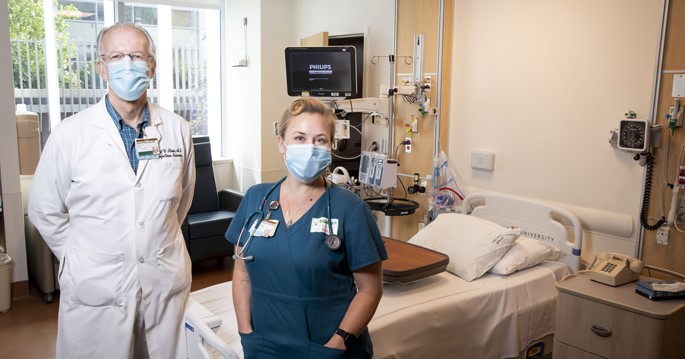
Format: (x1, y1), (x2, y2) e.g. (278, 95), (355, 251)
(589, 252), (643, 286)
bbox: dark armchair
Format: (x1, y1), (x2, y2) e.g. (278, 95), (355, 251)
(182, 136), (243, 263)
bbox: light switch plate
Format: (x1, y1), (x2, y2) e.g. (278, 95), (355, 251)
(471, 151), (495, 171)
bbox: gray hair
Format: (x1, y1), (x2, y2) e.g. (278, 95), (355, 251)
(97, 23), (156, 60)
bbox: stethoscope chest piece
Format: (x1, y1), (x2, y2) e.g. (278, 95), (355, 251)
(326, 235), (341, 250)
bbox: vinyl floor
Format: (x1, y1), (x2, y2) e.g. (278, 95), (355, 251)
(0, 257), (233, 359)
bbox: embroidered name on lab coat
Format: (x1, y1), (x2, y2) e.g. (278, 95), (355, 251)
(159, 148), (183, 159)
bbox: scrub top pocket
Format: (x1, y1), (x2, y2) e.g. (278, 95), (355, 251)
(307, 341), (346, 359)
(239, 332), (264, 359)
(305, 300), (350, 344)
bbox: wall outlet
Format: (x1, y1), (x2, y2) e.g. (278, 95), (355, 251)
(404, 137), (412, 153)
(657, 225), (670, 245)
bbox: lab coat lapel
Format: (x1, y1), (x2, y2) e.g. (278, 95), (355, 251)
(92, 99), (129, 158)
(136, 104), (163, 180)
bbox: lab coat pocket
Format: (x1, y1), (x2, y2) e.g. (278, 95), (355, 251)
(150, 158), (183, 192)
(156, 240), (191, 300)
(65, 248), (124, 307)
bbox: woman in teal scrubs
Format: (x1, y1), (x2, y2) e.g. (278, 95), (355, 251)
(226, 98), (387, 359)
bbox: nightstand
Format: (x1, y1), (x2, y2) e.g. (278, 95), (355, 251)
(553, 274), (685, 359)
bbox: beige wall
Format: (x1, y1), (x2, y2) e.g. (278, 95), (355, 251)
(447, 0), (665, 263)
(386, 0), (665, 263)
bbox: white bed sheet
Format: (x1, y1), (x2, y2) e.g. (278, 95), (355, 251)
(370, 260), (568, 359)
(189, 260), (568, 359)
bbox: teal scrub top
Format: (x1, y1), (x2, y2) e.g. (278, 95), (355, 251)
(226, 180), (387, 359)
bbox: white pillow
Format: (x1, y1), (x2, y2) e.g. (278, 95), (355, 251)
(408, 213), (521, 281)
(489, 236), (556, 275)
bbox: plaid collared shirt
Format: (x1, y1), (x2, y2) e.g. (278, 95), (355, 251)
(105, 95), (149, 174)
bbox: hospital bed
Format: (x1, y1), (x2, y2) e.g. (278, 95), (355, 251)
(185, 192), (583, 359)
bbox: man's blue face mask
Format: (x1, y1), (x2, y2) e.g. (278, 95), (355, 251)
(285, 144), (332, 184)
(107, 57), (151, 101)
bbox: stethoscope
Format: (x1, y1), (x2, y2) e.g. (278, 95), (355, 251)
(233, 175), (340, 262)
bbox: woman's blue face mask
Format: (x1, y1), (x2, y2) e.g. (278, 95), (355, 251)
(107, 57), (151, 101)
(285, 144), (332, 183)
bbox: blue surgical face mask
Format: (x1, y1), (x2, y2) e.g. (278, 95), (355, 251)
(107, 57), (151, 101)
(285, 144), (332, 184)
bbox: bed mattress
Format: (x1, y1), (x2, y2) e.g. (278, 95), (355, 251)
(189, 260), (568, 359)
(371, 260), (568, 359)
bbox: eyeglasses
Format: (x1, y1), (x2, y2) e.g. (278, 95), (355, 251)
(99, 52), (151, 64)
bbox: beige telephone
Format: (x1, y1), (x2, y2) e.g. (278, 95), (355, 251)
(589, 252), (644, 286)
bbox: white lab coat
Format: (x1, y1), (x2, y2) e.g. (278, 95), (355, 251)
(28, 98), (196, 359)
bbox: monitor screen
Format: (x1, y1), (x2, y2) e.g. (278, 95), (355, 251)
(285, 46), (357, 98)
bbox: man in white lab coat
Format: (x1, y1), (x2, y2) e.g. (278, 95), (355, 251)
(28, 23), (196, 359)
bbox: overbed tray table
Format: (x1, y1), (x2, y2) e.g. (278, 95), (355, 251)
(381, 236), (449, 284)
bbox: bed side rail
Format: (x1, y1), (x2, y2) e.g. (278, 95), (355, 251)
(185, 299), (239, 359)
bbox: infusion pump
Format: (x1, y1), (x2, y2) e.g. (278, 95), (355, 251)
(359, 151), (397, 189)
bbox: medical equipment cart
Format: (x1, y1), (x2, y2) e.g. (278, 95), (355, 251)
(553, 274), (685, 359)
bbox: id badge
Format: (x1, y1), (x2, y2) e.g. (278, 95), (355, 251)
(135, 138), (160, 160)
(310, 217), (339, 235)
(250, 219), (279, 237)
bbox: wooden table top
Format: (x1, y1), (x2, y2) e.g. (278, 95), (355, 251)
(382, 236), (449, 283)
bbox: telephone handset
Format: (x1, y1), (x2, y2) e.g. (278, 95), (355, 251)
(589, 252), (644, 287)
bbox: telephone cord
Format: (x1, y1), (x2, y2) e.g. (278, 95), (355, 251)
(640, 153), (666, 231)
